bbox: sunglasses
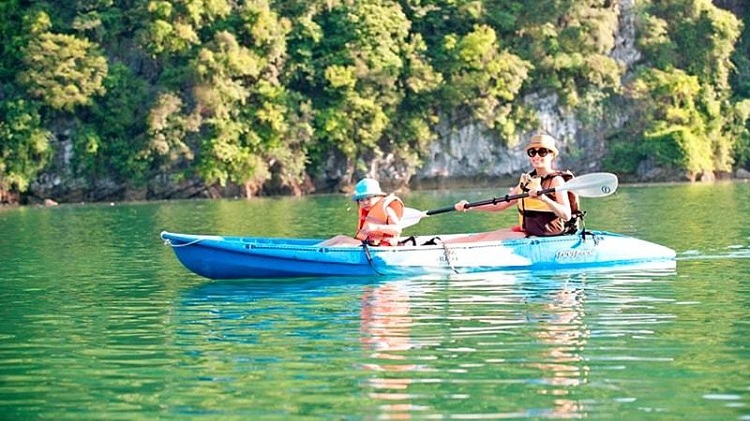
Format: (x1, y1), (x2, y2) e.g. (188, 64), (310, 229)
(527, 148), (551, 158)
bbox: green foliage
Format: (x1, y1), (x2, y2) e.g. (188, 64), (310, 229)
(601, 134), (640, 174)
(621, 0), (744, 176)
(0, 99), (51, 191)
(729, 3), (750, 100)
(143, 91), (198, 171)
(300, 0), (414, 178)
(621, 68), (705, 172)
(143, 0), (232, 54)
(18, 11), (108, 111)
(512, 1), (623, 108)
(402, 33), (443, 94)
(729, 99), (750, 169)
(642, 0), (740, 89)
(164, 2), (309, 192)
(637, 15), (674, 68)
(74, 64), (151, 183)
(0, 0), (25, 83)
(0, 0), (749, 199)
(442, 24), (532, 129)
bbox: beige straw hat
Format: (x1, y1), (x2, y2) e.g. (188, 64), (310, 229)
(525, 133), (559, 157)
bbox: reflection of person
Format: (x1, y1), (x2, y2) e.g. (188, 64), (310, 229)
(530, 286), (589, 416)
(452, 133), (581, 240)
(318, 178), (405, 247)
(360, 281), (416, 399)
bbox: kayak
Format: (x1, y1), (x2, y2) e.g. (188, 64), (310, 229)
(160, 230), (676, 280)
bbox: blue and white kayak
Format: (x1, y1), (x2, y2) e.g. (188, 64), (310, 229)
(160, 230), (676, 280)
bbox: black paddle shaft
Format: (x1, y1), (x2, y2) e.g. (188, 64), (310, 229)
(425, 187), (558, 216)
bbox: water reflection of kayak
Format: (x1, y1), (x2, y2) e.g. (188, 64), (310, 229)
(161, 230), (676, 280)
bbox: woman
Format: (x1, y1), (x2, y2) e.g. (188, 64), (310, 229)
(451, 133), (578, 242)
(318, 178), (405, 247)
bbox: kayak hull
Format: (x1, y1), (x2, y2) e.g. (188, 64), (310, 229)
(160, 230), (677, 280)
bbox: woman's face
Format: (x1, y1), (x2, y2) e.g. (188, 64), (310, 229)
(527, 147), (554, 169)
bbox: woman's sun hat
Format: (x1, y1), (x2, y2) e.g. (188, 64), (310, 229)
(525, 133), (559, 157)
(352, 178), (387, 201)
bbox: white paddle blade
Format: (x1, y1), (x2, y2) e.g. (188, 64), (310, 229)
(559, 172), (619, 197)
(401, 207), (427, 229)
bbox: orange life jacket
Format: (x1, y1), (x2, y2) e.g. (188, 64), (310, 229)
(517, 170), (582, 236)
(356, 195), (405, 246)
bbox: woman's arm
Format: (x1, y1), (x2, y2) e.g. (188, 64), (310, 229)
(533, 175), (572, 220)
(454, 186), (521, 212)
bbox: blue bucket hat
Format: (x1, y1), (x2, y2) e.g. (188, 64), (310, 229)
(352, 178), (386, 201)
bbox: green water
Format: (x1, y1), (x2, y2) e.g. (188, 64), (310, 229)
(1, 182), (749, 419)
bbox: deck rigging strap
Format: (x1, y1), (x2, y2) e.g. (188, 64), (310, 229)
(164, 238), (203, 247)
(441, 242), (458, 275)
(426, 236), (458, 275)
(580, 229), (600, 245)
(361, 242), (385, 276)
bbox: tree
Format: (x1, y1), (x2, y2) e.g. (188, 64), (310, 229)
(0, 99), (51, 193)
(626, 0), (743, 178)
(18, 11), (108, 111)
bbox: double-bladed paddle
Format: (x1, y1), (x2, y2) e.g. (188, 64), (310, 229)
(401, 172), (619, 228)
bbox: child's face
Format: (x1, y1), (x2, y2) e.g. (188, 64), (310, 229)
(357, 196), (381, 210)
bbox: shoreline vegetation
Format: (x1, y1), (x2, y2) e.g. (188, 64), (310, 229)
(4, 171), (750, 208)
(1, 2), (749, 207)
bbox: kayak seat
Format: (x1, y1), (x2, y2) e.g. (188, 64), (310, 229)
(397, 236), (417, 246)
(396, 236), (443, 246)
(420, 236), (442, 246)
